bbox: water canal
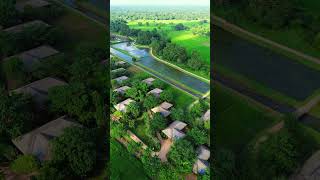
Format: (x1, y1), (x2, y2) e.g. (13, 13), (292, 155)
(111, 42), (210, 95)
(214, 26), (320, 101)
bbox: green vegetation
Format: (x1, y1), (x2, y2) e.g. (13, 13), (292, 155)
(110, 139), (149, 180)
(213, 0), (320, 59)
(128, 20), (210, 64)
(214, 84), (279, 150)
(10, 155), (39, 174)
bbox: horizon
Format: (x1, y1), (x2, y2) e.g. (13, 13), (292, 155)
(110, 0), (210, 6)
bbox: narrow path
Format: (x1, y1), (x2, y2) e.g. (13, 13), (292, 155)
(213, 16), (320, 66)
(295, 95), (320, 118)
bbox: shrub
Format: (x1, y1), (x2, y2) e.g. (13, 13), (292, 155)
(10, 155), (39, 174)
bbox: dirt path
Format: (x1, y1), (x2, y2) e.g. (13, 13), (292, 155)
(213, 16), (320, 66)
(295, 95), (320, 118)
(157, 139), (173, 162)
(254, 121), (284, 149)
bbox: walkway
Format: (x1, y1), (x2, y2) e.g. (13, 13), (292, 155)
(156, 132), (173, 162)
(292, 150), (320, 180)
(295, 95), (320, 118)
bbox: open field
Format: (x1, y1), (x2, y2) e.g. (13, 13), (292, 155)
(214, 27), (320, 106)
(110, 139), (149, 180)
(214, 84), (280, 151)
(128, 20), (210, 64)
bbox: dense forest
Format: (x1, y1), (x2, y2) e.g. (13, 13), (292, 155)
(110, 6), (210, 21)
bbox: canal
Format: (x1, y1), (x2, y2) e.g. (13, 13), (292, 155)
(111, 42), (210, 95)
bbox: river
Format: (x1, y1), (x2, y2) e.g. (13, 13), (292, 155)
(111, 42), (210, 95)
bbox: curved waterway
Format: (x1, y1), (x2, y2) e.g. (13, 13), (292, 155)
(111, 42), (210, 95)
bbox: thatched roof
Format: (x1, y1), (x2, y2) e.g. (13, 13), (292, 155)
(16, 0), (51, 12)
(12, 116), (80, 161)
(12, 77), (67, 108)
(148, 88), (163, 97)
(202, 109), (210, 121)
(114, 98), (135, 112)
(3, 20), (49, 34)
(197, 145), (210, 160)
(113, 76), (128, 83)
(162, 128), (185, 140)
(193, 159), (209, 175)
(4, 45), (59, 72)
(169, 121), (187, 131)
(142, 77), (155, 85)
(111, 68), (126, 73)
(160, 101), (173, 110)
(113, 86), (131, 95)
(151, 106), (171, 117)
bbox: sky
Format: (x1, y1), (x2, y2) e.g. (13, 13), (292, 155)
(110, 0), (210, 6)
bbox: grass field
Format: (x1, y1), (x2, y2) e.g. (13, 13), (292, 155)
(128, 20), (210, 64)
(214, 84), (280, 151)
(110, 139), (149, 180)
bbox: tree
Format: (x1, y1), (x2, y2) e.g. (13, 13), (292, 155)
(168, 139), (196, 173)
(150, 113), (167, 134)
(160, 90), (173, 102)
(110, 121), (125, 138)
(212, 148), (236, 179)
(10, 155), (39, 174)
(0, 88), (33, 138)
(0, 0), (18, 27)
(51, 127), (96, 177)
(126, 101), (141, 118)
(143, 95), (159, 110)
(257, 129), (299, 177)
(187, 126), (208, 145)
(174, 23), (187, 31)
(171, 108), (185, 121)
(36, 162), (66, 180)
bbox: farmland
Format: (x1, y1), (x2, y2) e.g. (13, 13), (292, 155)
(128, 20), (210, 64)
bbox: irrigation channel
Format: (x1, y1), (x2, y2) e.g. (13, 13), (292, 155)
(111, 42), (210, 97)
(214, 26), (320, 131)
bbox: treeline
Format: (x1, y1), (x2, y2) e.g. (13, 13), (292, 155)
(110, 6), (209, 21)
(111, 20), (209, 72)
(213, 0), (320, 50)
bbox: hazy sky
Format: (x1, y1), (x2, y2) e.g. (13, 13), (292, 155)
(110, 0), (210, 6)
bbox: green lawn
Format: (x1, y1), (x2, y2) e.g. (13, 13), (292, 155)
(128, 20), (210, 64)
(214, 84), (280, 151)
(110, 139), (149, 180)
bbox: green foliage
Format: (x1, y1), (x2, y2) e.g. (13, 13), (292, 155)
(51, 127), (96, 177)
(257, 129), (299, 177)
(49, 83), (105, 126)
(170, 108), (185, 121)
(160, 90), (173, 102)
(126, 101), (141, 118)
(0, 0), (18, 27)
(1, 56), (27, 85)
(110, 121), (125, 138)
(150, 113), (167, 134)
(168, 139), (196, 173)
(212, 149), (236, 180)
(10, 155), (39, 174)
(0, 143), (17, 162)
(0, 88), (33, 138)
(36, 161), (66, 180)
(187, 126), (208, 145)
(143, 95), (159, 110)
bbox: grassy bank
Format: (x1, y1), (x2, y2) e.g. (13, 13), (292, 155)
(214, 83), (280, 151)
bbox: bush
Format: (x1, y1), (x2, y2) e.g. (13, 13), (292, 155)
(10, 155), (39, 174)
(0, 143), (18, 162)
